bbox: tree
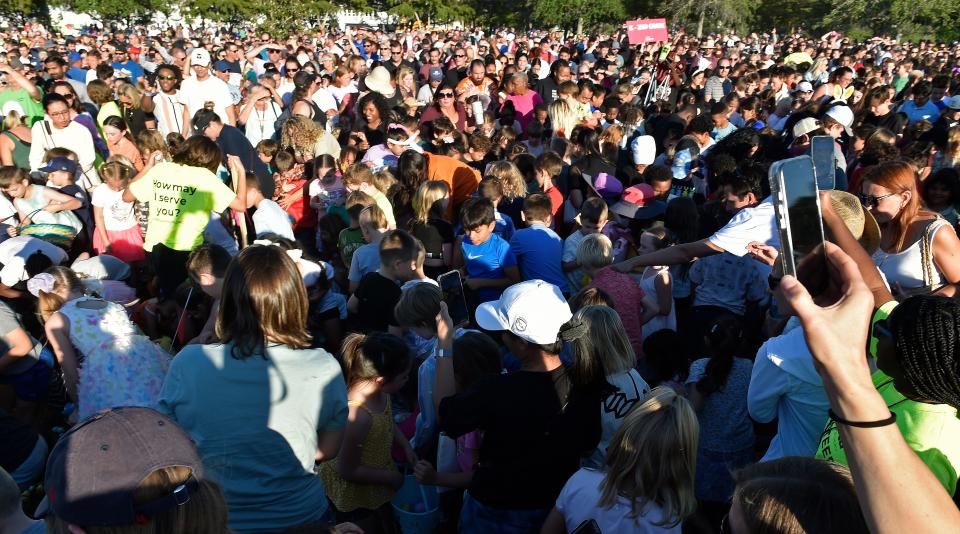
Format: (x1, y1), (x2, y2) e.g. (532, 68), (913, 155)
(656, 0), (756, 37)
(386, 0), (474, 25)
(532, 0), (625, 34)
(51, 0), (171, 23)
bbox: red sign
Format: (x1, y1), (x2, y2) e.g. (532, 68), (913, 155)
(625, 18), (669, 44)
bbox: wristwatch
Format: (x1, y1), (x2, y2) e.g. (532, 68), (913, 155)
(436, 347), (451, 358)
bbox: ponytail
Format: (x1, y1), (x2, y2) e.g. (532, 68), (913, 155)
(696, 314), (743, 395)
(339, 332), (413, 389)
(33, 266), (84, 322)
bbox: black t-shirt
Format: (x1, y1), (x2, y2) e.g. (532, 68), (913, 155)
(438, 366), (603, 509)
(410, 218), (454, 279)
(217, 125), (273, 198)
(444, 67), (468, 88)
(59, 183), (93, 241)
(862, 110), (908, 136)
(535, 76), (560, 106)
(0, 409), (39, 472)
(353, 271), (401, 333)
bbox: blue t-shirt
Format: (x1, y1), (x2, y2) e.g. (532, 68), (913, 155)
(112, 60), (145, 84)
(348, 242), (381, 283)
(494, 210), (515, 242)
(462, 233), (517, 303)
(509, 223), (569, 293)
(899, 100), (941, 125)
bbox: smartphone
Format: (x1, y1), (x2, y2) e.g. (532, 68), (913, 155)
(810, 136), (836, 190)
(570, 519), (602, 534)
(768, 156), (826, 280)
(437, 270), (470, 327)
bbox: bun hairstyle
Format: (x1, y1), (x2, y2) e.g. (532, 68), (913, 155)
(339, 332), (412, 389)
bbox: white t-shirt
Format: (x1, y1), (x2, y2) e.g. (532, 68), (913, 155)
(584, 369), (651, 469)
(91, 184), (138, 231)
(707, 197), (778, 256)
(244, 102), (282, 148)
(328, 84), (358, 107)
(311, 87), (338, 114)
(152, 91), (187, 137)
(178, 75), (234, 124)
(252, 198), (294, 240)
(556, 469), (681, 534)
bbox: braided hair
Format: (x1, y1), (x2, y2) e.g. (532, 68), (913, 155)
(890, 296), (960, 408)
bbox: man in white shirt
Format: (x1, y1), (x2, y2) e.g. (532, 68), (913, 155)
(151, 64), (189, 137)
(178, 48), (236, 126)
(29, 94), (100, 190)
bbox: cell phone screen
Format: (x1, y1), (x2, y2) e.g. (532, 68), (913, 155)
(771, 157), (826, 279)
(810, 136), (836, 190)
(437, 270), (470, 327)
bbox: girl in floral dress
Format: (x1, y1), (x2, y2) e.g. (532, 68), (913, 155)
(32, 266), (170, 421)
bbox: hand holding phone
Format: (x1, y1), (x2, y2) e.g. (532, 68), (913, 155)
(438, 270), (471, 327)
(769, 156), (827, 292)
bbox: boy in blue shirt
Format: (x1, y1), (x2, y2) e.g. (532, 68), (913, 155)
(478, 177), (516, 241)
(455, 197), (520, 305)
(509, 193), (569, 294)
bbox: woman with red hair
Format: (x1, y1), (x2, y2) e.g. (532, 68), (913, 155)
(862, 160), (960, 298)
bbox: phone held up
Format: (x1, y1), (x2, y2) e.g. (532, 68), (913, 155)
(437, 270), (470, 328)
(768, 155), (827, 293)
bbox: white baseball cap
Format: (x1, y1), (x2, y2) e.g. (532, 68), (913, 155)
(824, 105), (854, 136)
(792, 117), (821, 138)
(191, 48), (211, 67)
(795, 81), (814, 93)
(631, 135), (656, 166)
(475, 280), (571, 345)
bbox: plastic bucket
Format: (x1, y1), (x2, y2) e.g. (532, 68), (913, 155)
(391, 475), (440, 534)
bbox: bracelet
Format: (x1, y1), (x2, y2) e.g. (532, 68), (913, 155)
(435, 347), (451, 358)
(828, 409), (897, 428)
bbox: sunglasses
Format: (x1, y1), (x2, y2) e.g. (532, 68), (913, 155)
(718, 66), (731, 70)
(438, 92), (454, 98)
(287, 68), (299, 73)
(157, 74), (176, 80)
(455, 54), (466, 58)
(857, 192), (896, 207)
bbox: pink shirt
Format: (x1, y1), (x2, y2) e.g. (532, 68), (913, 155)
(503, 90), (543, 132)
(589, 267), (648, 358)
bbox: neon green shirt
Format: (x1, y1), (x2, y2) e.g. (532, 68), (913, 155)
(129, 162), (237, 251)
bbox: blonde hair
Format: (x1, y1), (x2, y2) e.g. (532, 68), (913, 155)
(483, 160), (527, 199)
(137, 129), (170, 160)
(576, 233), (614, 270)
(359, 204), (388, 231)
(99, 160), (136, 187)
(548, 99), (577, 139)
(572, 305), (636, 375)
(412, 180), (449, 224)
(371, 168), (396, 194)
(2, 108), (23, 130)
(281, 115), (323, 152)
(342, 163), (375, 188)
(116, 82), (143, 110)
(45, 466), (229, 534)
(945, 125), (960, 164)
(37, 267), (85, 322)
(599, 387), (698, 527)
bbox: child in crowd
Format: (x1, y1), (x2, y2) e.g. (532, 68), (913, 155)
(0, 166), (82, 237)
(483, 160), (527, 225)
(256, 138), (279, 170)
(102, 116), (144, 171)
(922, 167), (959, 226)
(320, 332), (416, 529)
(543, 387), (698, 533)
(463, 133), (493, 173)
(309, 153), (346, 221)
(523, 120), (546, 157)
(246, 173), (295, 240)
(361, 124), (415, 170)
(343, 164), (397, 229)
(577, 233), (659, 360)
(41, 156), (94, 256)
(509, 193), (568, 293)
(90, 160), (145, 263)
(477, 177), (515, 241)
(34, 266), (171, 421)
(534, 151), (565, 225)
(454, 197), (520, 305)
(185, 244), (231, 345)
(339, 191), (374, 272)
(271, 150), (300, 204)
(685, 314), (755, 512)
(338, 145), (359, 170)
(635, 226), (677, 338)
(409, 180), (453, 280)
(348, 229), (419, 333)
(563, 197), (608, 291)
(347, 204), (389, 293)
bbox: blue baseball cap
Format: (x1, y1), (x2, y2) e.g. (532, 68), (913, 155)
(39, 157), (78, 175)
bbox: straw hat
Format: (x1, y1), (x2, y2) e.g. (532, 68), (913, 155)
(700, 39), (717, 50)
(830, 190), (880, 255)
(363, 66), (394, 96)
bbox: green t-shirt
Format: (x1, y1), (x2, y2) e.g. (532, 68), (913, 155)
(0, 88), (44, 126)
(816, 301), (960, 494)
(338, 226), (365, 269)
(129, 162), (237, 251)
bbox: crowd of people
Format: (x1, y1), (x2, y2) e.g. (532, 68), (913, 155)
(0, 17), (959, 534)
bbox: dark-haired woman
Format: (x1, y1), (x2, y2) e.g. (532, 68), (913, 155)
(123, 136), (247, 298)
(419, 82), (470, 139)
(567, 125), (617, 210)
(685, 313), (754, 513)
(160, 245), (349, 533)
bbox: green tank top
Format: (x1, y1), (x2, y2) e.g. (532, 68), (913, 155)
(2, 130), (30, 170)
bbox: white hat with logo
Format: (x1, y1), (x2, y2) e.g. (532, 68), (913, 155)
(475, 280), (571, 345)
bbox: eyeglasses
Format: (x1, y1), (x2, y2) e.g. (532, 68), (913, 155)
(857, 192), (897, 207)
(438, 92), (454, 98)
(391, 50), (402, 55)
(49, 110), (70, 117)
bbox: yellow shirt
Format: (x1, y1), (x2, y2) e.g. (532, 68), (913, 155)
(129, 162), (237, 251)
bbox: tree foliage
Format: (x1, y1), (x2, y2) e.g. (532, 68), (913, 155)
(531, 0), (626, 32)
(385, 0), (475, 23)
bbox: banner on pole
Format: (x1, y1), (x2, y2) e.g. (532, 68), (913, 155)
(625, 18), (669, 44)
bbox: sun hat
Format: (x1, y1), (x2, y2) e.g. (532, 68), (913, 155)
(610, 184), (666, 220)
(475, 280), (571, 345)
(363, 66), (393, 95)
(591, 172), (624, 201)
(700, 39), (716, 50)
(830, 190), (880, 255)
(34, 407), (205, 526)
